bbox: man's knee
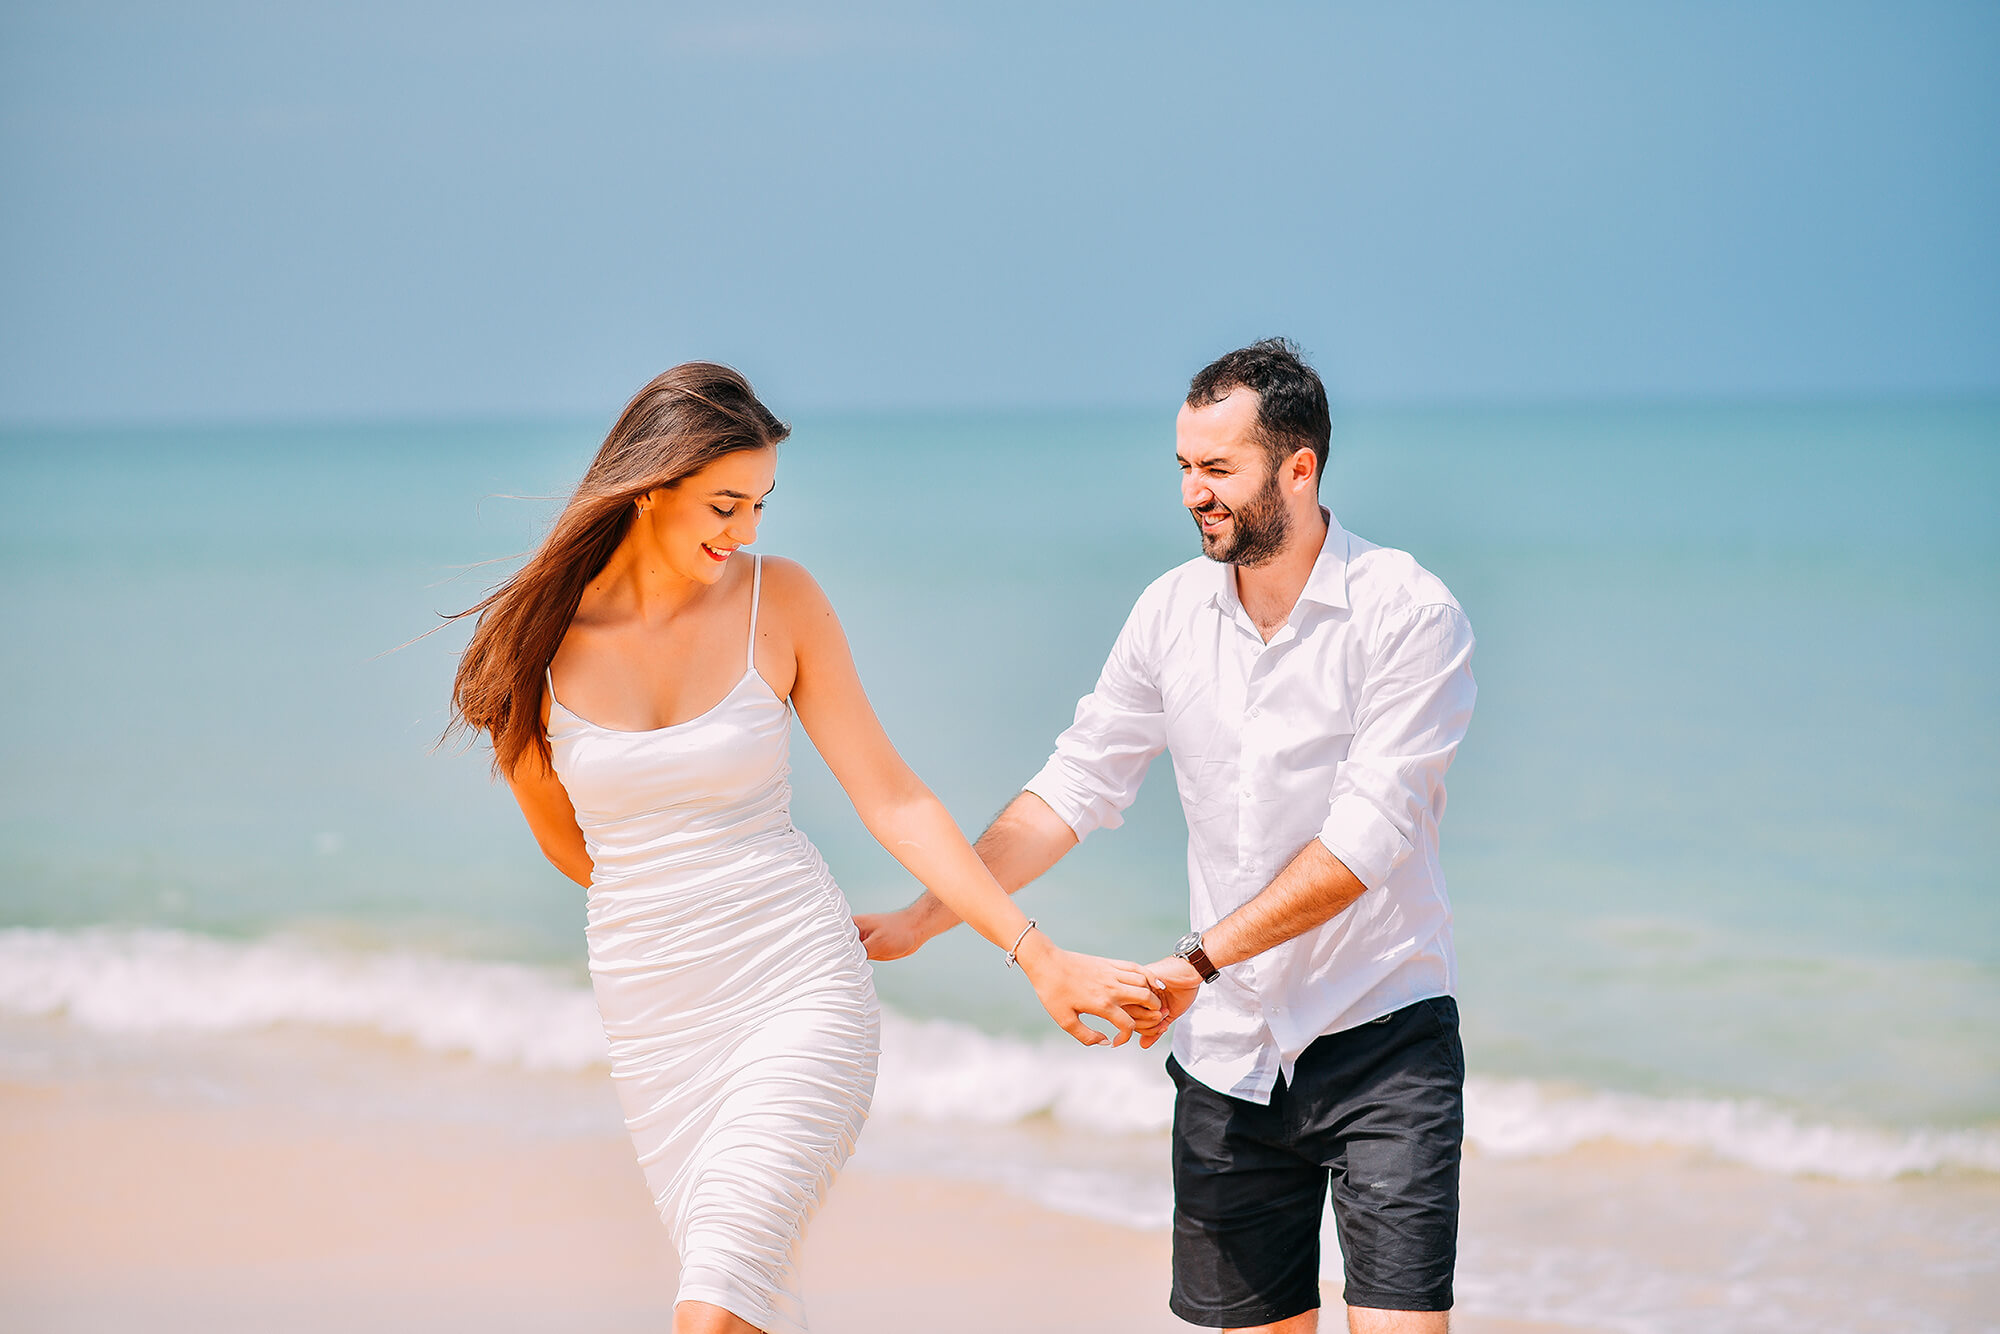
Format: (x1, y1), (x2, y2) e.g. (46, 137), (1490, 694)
(1224, 1310), (1320, 1334)
(1346, 1305), (1449, 1334)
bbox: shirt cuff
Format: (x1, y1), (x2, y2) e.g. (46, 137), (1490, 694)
(1316, 792), (1413, 893)
(1023, 757), (1120, 840)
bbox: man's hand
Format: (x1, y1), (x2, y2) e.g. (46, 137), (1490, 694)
(853, 907), (932, 961)
(1132, 956), (1202, 1048)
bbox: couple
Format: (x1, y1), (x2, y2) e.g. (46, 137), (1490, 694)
(449, 340), (1476, 1334)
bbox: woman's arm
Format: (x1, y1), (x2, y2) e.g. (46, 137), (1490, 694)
(504, 712), (594, 888)
(856, 791), (1078, 960)
(773, 560), (1159, 1046)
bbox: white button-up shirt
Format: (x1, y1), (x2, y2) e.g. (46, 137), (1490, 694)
(1025, 514), (1476, 1103)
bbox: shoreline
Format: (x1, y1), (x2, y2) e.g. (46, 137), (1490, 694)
(3, 1016), (1996, 1330)
(0, 1067), (1589, 1334)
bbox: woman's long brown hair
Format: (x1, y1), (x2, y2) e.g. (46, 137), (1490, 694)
(446, 362), (789, 778)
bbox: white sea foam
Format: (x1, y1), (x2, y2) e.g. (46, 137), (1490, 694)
(1463, 1075), (2000, 1180)
(0, 925), (609, 1071)
(3, 926), (1995, 1184)
(873, 1009), (1173, 1135)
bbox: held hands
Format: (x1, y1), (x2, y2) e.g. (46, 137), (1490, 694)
(1013, 930), (1162, 1047)
(1131, 956), (1202, 1049)
(851, 906), (1185, 1050)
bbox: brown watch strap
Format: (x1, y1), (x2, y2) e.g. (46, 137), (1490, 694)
(1184, 943), (1220, 983)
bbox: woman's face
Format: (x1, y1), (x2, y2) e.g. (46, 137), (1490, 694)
(637, 445), (779, 584)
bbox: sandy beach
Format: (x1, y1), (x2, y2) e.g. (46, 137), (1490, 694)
(6, 1008), (1999, 1330)
(1, 1046), (1590, 1334)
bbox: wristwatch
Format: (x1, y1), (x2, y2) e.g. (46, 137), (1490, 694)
(1173, 930), (1221, 983)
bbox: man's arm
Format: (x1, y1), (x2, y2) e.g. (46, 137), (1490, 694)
(1138, 839), (1366, 1042)
(854, 791), (1077, 960)
(1204, 838), (1367, 969)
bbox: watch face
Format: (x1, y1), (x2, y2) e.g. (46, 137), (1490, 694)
(1174, 931), (1202, 958)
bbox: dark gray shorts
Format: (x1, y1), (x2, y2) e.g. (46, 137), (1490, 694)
(1167, 995), (1465, 1324)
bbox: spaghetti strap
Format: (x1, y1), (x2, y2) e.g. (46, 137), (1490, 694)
(544, 665), (571, 719)
(746, 554), (763, 672)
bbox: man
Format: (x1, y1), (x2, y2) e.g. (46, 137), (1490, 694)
(857, 339), (1476, 1333)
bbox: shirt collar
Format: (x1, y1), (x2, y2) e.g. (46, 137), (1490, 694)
(1300, 510), (1352, 612)
(1212, 508), (1352, 616)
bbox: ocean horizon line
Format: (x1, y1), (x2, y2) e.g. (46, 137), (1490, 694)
(5, 387), (1998, 440)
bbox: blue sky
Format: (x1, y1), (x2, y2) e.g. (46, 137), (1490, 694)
(2, 1), (1995, 421)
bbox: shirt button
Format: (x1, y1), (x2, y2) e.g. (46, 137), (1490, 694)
(1248, 707), (1261, 718)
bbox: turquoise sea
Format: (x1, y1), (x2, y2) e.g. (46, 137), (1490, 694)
(3, 402), (1997, 1327)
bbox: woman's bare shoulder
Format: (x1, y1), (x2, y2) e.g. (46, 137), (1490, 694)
(756, 554), (833, 613)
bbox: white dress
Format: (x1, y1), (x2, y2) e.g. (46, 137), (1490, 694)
(548, 555), (880, 1334)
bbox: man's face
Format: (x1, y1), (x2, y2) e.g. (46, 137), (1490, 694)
(1176, 391), (1290, 568)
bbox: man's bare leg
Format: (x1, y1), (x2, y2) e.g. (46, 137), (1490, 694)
(1226, 1312), (1318, 1334)
(1347, 1307), (1448, 1333)
(1226, 1308), (1448, 1334)
(674, 1300), (763, 1334)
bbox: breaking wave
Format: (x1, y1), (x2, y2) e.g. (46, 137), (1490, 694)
(4, 926), (1994, 1182)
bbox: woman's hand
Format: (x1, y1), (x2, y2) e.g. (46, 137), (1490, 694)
(1015, 932), (1163, 1047)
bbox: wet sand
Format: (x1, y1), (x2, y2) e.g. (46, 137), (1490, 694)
(0, 1072), (1591, 1333)
(12, 1013), (1990, 1331)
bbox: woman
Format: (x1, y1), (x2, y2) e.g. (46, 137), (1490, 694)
(448, 363), (1160, 1334)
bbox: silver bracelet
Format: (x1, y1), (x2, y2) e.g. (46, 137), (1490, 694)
(1004, 919), (1039, 969)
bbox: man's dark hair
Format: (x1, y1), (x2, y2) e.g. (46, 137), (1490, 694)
(1185, 338), (1332, 484)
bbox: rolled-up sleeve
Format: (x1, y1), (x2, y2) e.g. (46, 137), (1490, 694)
(1317, 603), (1477, 891)
(1023, 601), (1167, 840)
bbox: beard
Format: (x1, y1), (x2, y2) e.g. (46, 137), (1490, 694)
(1194, 464), (1290, 568)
